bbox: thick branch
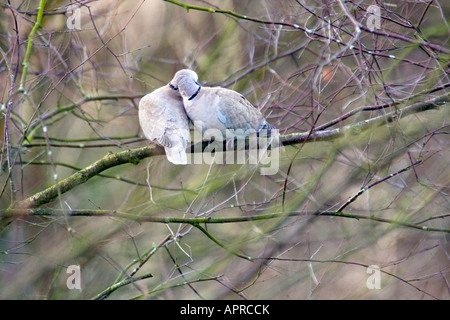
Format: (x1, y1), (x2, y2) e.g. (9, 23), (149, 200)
(13, 145), (164, 209)
(6, 92), (448, 211)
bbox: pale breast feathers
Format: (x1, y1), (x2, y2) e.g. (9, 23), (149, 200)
(138, 85), (190, 164)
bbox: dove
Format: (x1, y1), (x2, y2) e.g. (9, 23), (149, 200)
(138, 84), (190, 165)
(168, 69), (274, 141)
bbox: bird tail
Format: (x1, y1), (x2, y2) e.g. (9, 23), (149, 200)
(164, 146), (188, 165)
(257, 121), (277, 136)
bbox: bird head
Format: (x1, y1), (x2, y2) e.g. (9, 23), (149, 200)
(169, 69), (200, 100)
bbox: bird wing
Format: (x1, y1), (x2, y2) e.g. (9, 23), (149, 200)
(213, 88), (264, 131)
(138, 85), (190, 164)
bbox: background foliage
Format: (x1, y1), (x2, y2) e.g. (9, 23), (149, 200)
(0, 0), (449, 299)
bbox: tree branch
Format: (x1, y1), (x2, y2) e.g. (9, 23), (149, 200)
(2, 208), (448, 233)
(3, 92), (447, 214)
(163, 0), (450, 54)
(282, 92), (448, 145)
(13, 145), (164, 209)
(18, 0), (46, 92)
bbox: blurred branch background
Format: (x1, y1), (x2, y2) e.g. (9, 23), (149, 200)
(0, 0), (449, 299)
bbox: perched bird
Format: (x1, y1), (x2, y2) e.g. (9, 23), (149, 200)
(168, 69), (274, 140)
(138, 84), (190, 164)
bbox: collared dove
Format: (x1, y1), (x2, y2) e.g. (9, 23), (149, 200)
(168, 69), (274, 140)
(138, 84), (190, 164)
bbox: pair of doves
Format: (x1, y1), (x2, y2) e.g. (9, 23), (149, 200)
(138, 69), (274, 164)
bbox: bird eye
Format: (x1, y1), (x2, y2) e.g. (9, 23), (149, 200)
(169, 83), (178, 91)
